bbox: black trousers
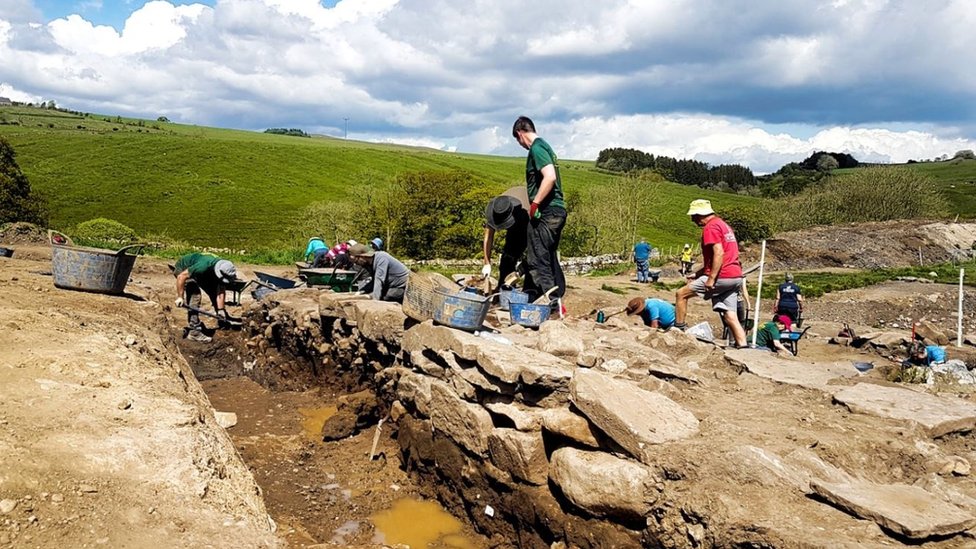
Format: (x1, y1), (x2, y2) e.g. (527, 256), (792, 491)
(525, 209), (567, 300)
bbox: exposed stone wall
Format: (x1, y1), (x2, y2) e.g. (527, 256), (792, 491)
(239, 289), (976, 548)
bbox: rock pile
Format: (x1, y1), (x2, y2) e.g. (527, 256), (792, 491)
(237, 289), (976, 548)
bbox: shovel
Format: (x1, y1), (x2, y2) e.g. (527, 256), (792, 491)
(180, 304), (242, 329)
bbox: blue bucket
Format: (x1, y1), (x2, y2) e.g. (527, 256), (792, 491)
(498, 289), (529, 311)
(433, 287), (491, 331)
(509, 302), (551, 328)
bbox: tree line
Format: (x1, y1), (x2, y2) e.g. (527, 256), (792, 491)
(595, 147), (756, 192)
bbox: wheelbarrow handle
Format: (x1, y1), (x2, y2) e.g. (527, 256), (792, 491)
(48, 230), (74, 247)
(116, 244), (147, 256)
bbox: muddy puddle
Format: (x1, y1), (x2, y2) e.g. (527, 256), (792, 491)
(200, 375), (488, 547)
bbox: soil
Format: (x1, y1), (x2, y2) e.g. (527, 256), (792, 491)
(4, 226), (976, 548)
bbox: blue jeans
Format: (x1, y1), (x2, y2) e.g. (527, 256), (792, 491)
(635, 259), (649, 282)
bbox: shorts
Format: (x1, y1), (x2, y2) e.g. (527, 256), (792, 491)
(689, 275), (741, 313)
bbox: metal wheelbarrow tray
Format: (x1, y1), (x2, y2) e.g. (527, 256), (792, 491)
(49, 231), (144, 295)
(298, 268), (361, 292)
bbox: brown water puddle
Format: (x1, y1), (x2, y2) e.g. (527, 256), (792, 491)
(298, 405), (337, 441)
(371, 498), (477, 548)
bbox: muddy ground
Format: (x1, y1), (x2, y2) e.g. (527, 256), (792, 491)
(2, 236), (976, 548)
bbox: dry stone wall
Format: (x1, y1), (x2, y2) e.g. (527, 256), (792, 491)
(239, 289), (976, 548)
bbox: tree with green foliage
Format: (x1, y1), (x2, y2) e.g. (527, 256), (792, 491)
(0, 137), (47, 225)
(721, 205), (773, 244)
(157, 116), (171, 123)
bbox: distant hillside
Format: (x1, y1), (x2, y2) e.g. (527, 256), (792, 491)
(0, 105), (757, 250)
(834, 158), (976, 219)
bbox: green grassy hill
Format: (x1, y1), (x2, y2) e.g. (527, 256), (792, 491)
(0, 105), (757, 251)
(834, 158), (976, 218)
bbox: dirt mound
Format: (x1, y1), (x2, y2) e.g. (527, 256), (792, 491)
(0, 222), (48, 245)
(744, 220), (976, 270)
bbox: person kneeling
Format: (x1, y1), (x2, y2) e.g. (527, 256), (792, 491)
(756, 317), (793, 356)
(348, 243), (409, 303)
(625, 297), (675, 330)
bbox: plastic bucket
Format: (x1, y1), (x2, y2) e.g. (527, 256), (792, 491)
(509, 302), (551, 328)
(498, 289), (529, 311)
(432, 287), (490, 331)
(49, 231), (143, 295)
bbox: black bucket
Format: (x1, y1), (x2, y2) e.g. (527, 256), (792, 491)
(0, 247), (13, 258)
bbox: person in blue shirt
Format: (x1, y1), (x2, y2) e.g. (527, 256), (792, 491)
(304, 237), (329, 267)
(912, 345), (947, 366)
(625, 297), (675, 329)
(633, 239), (652, 283)
(774, 273), (804, 322)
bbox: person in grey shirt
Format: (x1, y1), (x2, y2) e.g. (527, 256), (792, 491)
(348, 243), (410, 303)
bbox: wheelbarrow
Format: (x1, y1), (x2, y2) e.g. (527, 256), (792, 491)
(298, 267), (364, 292)
(49, 231), (145, 295)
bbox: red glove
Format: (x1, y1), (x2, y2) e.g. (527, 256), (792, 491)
(529, 202), (540, 219)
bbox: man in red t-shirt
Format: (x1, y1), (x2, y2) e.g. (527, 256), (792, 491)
(673, 199), (747, 347)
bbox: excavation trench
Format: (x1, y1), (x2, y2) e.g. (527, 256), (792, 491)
(179, 311), (490, 547)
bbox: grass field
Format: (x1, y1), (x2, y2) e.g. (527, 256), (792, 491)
(0, 105), (757, 254)
(834, 158), (976, 219)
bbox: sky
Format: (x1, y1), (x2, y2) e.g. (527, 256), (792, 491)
(1, 0), (975, 173)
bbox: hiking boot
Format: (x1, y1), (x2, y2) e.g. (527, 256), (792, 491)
(673, 322), (688, 331)
(186, 330), (212, 343)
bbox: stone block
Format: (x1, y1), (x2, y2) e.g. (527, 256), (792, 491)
(484, 401), (544, 431)
(570, 369), (699, 464)
(549, 447), (657, 521)
(396, 371), (433, 417)
(401, 321), (481, 361)
(915, 320), (949, 346)
(536, 321), (585, 357)
(540, 407), (601, 448)
(832, 383), (976, 437)
(811, 479), (976, 540)
(429, 380), (494, 456)
(349, 300), (407, 343)
(488, 429), (548, 485)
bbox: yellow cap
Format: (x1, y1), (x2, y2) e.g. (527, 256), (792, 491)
(687, 199), (714, 216)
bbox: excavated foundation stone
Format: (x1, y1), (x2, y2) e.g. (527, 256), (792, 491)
(237, 290), (976, 548)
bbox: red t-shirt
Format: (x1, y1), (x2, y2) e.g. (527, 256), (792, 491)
(701, 216), (742, 278)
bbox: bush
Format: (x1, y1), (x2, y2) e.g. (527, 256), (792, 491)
(73, 218), (138, 245)
(721, 205), (773, 244)
(774, 167), (949, 231)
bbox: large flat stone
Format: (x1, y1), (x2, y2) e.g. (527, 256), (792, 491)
(483, 402), (544, 431)
(429, 380), (494, 456)
(811, 479), (976, 540)
(401, 321), (481, 361)
(318, 292), (371, 317)
(536, 320), (585, 357)
(725, 349), (856, 390)
(570, 369), (699, 464)
(832, 383), (976, 437)
(549, 447), (658, 521)
(476, 344), (575, 391)
(488, 429), (548, 485)
(396, 371), (434, 417)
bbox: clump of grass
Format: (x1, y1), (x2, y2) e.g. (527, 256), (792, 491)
(600, 284), (627, 295)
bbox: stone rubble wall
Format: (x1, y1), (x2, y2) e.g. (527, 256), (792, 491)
(239, 289), (976, 548)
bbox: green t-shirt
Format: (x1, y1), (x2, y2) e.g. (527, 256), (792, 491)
(525, 137), (565, 211)
(174, 253), (220, 287)
(756, 321), (781, 350)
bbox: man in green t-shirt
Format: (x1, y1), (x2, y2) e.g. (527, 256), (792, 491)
(512, 116), (566, 309)
(755, 317), (792, 355)
(173, 252), (239, 342)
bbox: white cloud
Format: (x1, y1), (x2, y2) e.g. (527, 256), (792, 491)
(0, 0), (974, 174)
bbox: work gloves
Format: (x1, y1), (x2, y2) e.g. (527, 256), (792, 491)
(481, 264), (492, 277)
(529, 202), (540, 219)
(175, 297), (184, 308)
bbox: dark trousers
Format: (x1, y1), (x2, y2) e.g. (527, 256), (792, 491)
(777, 306), (799, 322)
(185, 280), (218, 332)
(525, 209), (567, 300)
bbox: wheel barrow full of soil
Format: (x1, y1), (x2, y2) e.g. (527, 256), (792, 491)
(49, 231), (145, 295)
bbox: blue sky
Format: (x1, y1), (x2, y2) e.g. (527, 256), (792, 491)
(2, 0), (975, 173)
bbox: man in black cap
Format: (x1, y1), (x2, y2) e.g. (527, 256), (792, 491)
(482, 186), (533, 293)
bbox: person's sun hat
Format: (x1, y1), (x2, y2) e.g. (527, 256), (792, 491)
(684, 243), (691, 249)
(213, 260), (238, 283)
(484, 196), (521, 230)
(309, 236), (323, 243)
(686, 199), (715, 216)
(370, 237), (383, 250)
(348, 243), (374, 257)
(625, 297), (646, 316)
